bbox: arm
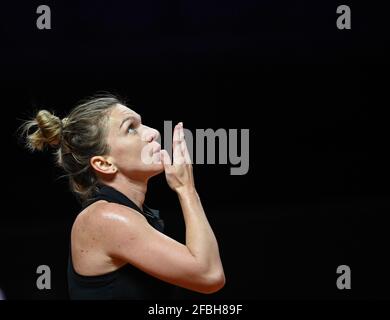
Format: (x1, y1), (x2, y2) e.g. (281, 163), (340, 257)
(99, 122), (224, 294)
(178, 188), (225, 289)
(161, 122), (225, 290)
(98, 203), (223, 294)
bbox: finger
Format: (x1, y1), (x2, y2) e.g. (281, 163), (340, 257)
(180, 127), (192, 164)
(179, 125), (185, 153)
(173, 143), (184, 165)
(160, 149), (172, 167)
(182, 142), (192, 164)
(179, 122), (184, 141)
(173, 123), (184, 163)
(172, 122), (182, 157)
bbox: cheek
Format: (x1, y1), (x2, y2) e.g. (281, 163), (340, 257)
(113, 139), (144, 165)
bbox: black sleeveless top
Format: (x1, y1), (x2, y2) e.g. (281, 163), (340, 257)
(67, 184), (177, 300)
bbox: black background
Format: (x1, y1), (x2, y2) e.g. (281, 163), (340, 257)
(0, 0), (389, 300)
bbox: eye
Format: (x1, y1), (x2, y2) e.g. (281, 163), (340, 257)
(127, 124), (137, 134)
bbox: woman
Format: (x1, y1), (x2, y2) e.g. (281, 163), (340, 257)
(21, 95), (225, 299)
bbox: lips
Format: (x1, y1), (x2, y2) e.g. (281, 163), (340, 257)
(149, 142), (161, 156)
(150, 143), (162, 164)
(153, 143), (161, 153)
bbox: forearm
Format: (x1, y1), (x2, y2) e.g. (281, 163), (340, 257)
(177, 187), (224, 277)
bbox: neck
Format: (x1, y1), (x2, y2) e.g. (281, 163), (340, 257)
(104, 175), (148, 210)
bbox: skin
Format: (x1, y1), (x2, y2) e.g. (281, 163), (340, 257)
(71, 104), (225, 294)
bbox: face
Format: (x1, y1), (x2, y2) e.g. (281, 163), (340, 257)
(104, 104), (163, 181)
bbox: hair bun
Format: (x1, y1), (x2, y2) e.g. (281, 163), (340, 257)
(22, 110), (63, 151)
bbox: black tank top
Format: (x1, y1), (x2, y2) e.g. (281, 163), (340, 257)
(67, 184), (177, 300)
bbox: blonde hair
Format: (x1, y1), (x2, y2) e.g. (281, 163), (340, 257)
(20, 95), (122, 201)
(22, 110), (65, 151)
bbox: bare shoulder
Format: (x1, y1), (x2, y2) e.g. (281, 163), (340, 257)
(70, 201), (150, 275)
(73, 201), (224, 293)
(72, 201), (147, 239)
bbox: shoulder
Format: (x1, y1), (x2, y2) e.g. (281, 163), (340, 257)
(73, 200), (147, 235)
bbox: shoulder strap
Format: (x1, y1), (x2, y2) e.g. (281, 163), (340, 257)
(84, 184), (165, 232)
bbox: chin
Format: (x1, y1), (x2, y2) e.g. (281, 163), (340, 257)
(146, 162), (164, 178)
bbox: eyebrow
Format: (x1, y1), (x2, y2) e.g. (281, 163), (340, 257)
(119, 115), (142, 129)
(119, 116), (133, 129)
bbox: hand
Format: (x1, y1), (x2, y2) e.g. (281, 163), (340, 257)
(160, 122), (194, 193)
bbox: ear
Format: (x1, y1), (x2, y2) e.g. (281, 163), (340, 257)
(90, 155), (117, 175)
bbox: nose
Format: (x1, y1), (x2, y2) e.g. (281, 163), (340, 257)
(142, 125), (160, 143)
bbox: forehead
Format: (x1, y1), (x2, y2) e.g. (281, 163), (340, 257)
(109, 104), (140, 123)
